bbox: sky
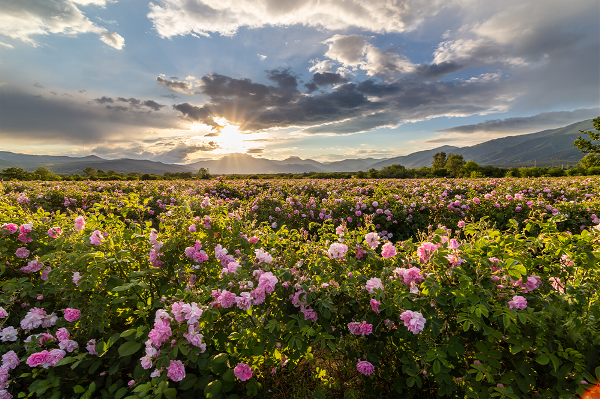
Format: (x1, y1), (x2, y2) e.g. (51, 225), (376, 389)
(0, 0), (598, 164)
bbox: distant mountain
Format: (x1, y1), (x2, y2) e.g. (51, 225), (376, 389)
(0, 119), (594, 175)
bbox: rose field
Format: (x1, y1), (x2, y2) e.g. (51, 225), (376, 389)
(0, 177), (599, 399)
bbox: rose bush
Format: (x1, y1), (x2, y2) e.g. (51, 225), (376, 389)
(0, 178), (598, 398)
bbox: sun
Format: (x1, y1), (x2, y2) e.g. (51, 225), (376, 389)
(211, 122), (247, 152)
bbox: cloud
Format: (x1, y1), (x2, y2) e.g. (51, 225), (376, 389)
(246, 148), (264, 154)
(323, 35), (415, 78)
(97, 96), (166, 111)
(161, 94), (180, 99)
(156, 76), (194, 94)
(147, 0), (447, 38)
(0, 42), (13, 49)
(304, 72), (348, 93)
(436, 108), (600, 134)
(0, 87), (181, 145)
(172, 68), (520, 134)
(100, 32), (125, 49)
(258, 54), (267, 60)
(0, 0), (125, 49)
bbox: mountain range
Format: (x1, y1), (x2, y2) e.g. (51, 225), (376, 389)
(0, 119), (594, 175)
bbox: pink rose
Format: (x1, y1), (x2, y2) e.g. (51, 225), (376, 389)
(400, 310), (426, 334)
(166, 360), (186, 382)
(15, 247), (30, 259)
(365, 278), (383, 294)
(508, 296), (527, 310)
(90, 230), (104, 245)
(47, 227), (62, 239)
(357, 360), (375, 376)
(1, 223), (18, 234)
(381, 242), (397, 259)
(74, 216), (85, 231)
(63, 308), (81, 322)
(234, 363), (252, 381)
(26, 351), (50, 368)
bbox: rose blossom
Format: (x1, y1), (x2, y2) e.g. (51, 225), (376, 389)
(2, 351), (19, 370)
(90, 230), (104, 245)
(234, 363), (252, 381)
(47, 227), (62, 239)
(86, 339), (98, 355)
(357, 360), (375, 376)
(364, 277), (383, 294)
(15, 247), (29, 259)
(74, 216), (85, 231)
(63, 308), (81, 322)
(258, 272), (278, 293)
(0, 327), (18, 342)
(1, 223), (18, 234)
(166, 360), (186, 382)
(508, 296), (527, 310)
(400, 310), (426, 334)
(26, 351), (50, 368)
(72, 272), (82, 286)
(328, 243), (348, 259)
(381, 242), (397, 258)
(0, 308), (7, 319)
(417, 242), (437, 262)
(56, 328), (69, 342)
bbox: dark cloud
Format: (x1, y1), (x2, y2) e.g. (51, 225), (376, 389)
(143, 100), (166, 111)
(173, 68), (515, 134)
(117, 97), (141, 107)
(246, 148), (264, 154)
(157, 141), (220, 163)
(106, 105), (128, 111)
(95, 96), (114, 104)
(304, 72), (348, 93)
(156, 76), (193, 94)
(0, 87), (180, 144)
(412, 61), (464, 78)
(436, 108), (600, 134)
(33, 82), (44, 88)
(161, 94), (180, 99)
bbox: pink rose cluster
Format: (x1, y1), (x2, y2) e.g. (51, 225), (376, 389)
(166, 360), (186, 382)
(20, 308), (57, 330)
(348, 321), (373, 336)
(47, 227), (62, 239)
(1, 350), (19, 393)
(184, 241), (209, 264)
(148, 229), (164, 268)
(393, 267), (424, 291)
(515, 275), (542, 293)
(20, 259), (44, 274)
(400, 310), (426, 334)
(25, 349), (66, 369)
(255, 248), (273, 264)
(417, 242), (438, 263)
(18, 223), (33, 243)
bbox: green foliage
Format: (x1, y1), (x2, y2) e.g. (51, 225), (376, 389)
(574, 116), (600, 154)
(0, 178), (599, 398)
(432, 152), (447, 170)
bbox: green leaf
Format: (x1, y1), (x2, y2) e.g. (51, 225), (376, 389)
(118, 341), (142, 357)
(211, 353), (229, 375)
(163, 388), (177, 399)
(536, 354), (550, 365)
(433, 360), (441, 374)
(73, 385), (86, 394)
(204, 380), (222, 398)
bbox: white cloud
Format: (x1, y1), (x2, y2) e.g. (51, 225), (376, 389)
(258, 54), (267, 60)
(323, 34), (415, 77)
(100, 32), (125, 49)
(0, 0), (124, 49)
(0, 42), (14, 49)
(147, 0), (448, 38)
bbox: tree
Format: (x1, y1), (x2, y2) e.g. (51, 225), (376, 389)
(446, 154), (466, 176)
(197, 167), (211, 180)
(579, 153), (600, 169)
(33, 167), (56, 180)
(1, 167), (31, 180)
(574, 116), (600, 154)
(432, 152), (447, 169)
(83, 167), (97, 177)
